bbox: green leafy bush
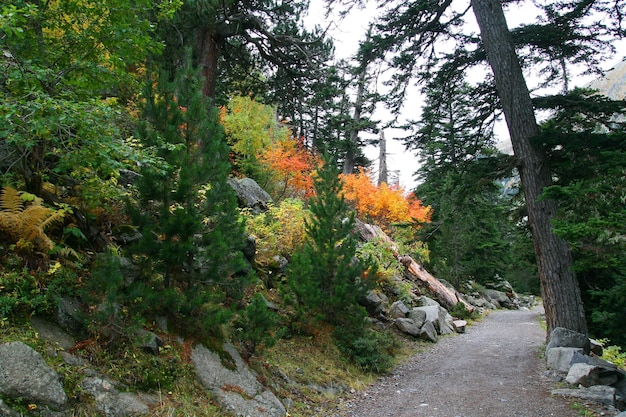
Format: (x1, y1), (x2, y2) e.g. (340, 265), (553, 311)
(0, 259), (78, 319)
(243, 199), (309, 268)
(597, 339), (626, 369)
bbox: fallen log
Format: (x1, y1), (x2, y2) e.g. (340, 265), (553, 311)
(355, 220), (474, 313)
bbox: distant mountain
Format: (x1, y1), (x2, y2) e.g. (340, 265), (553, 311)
(588, 59), (626, 100)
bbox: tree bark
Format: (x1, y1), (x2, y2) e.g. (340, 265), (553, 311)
(199, 29), (220, 100)
(471, 0), (587, 336)
(343, 63), (367, 175)
(377, 131), (388, 186)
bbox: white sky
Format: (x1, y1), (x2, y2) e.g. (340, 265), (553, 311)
(305, 1), (626, 191)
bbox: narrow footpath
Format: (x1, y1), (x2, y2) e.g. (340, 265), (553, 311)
(331, 307), (584, 417)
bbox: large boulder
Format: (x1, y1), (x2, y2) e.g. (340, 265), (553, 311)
(395, 318), (420, 337)
(192, 343), (285, 417)
(415, 296), (440, 307)
(80, 377), (150, 417)
(413, 305), (454, 335)
(360, 290), (388, 316)
(546, 347), (585, 373)
(419, 321), (438, 343)
(547, 327), (591, 353)
(228, 177), (273, 214)
(0, 342), (68, 411)
(389, 300), (410, 319)
(566, 363), (619, 387)
(408, 308), (427, 328)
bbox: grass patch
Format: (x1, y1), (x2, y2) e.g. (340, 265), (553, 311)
(254, 323), (423, 416)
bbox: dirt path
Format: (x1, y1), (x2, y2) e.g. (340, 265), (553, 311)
(330, 307), (585, 417)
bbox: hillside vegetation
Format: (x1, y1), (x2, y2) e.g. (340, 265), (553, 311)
(1, 0), (626, 415)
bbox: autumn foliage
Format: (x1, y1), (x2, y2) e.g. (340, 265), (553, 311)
(258, 134), (320, 199)
(341, 169), (431, 229)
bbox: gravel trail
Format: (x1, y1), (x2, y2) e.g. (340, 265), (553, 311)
(331, 307), (586, 417)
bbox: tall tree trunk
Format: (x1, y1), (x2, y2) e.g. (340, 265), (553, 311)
(377, 131), (388, 185)
(343, 64), (367, 175)
(199, 29), (220, 100)
(471, 0), (587, 336)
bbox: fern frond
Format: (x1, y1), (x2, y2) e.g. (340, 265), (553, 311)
(0, 186), (24, 214)
(0, 186), (65, 254)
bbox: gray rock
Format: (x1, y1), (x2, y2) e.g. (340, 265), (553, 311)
(269, 255), (288, 274)
(566, 363), (618, 387)
(56, 297), (86, 336)
(440, 311), (455, 335)
(408, 308), (427, 328)
(80, 377), (150, 417)
(567, 351), (626, 387)
(419, 321), (438, 343)
(118, 169), (141, 186)
(228, 177), (273, 214)
(569, 350), (624, 374)
(415, 296), (439, 307)
(60, 351), (86, 367)
(192, 343), (286, 417)
(389, 300), (410, 319)
(259, 293), (280, 311)
(360, 290), (387, 316)
(483, 289), (514, 309)
(552, 385), (621, 408)
(547, 327), (590, 353)
(119, 257), (140, 286)
(0, 342), (68, 410)
(413, 305), (439, 324)
(134, 329), (163, 355)
(464, 294), (497, 310)
(589, 338), (604, 356)
(395, 318), (420, 337)
(243, 235), (257, 262)
(546, 347), (584, 373)
(413, 305), (454, 335)
(452, 320), (467, 333)
(0, 399), (19, 417)
(30, 316), (76, 350)
(615, 378), (626, 398)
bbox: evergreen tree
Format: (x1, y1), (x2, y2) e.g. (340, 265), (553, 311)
(411, 79), (522, 288)
(287, 155), (395, 371)
(128, 51), (249, 337)
(537, 90), (626, 346)
(288, 156), (374, 328)
(341, 0), (623, 336)
(155, 0), (330, 102)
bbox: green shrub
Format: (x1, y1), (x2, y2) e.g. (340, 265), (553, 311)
(597, 339), (626, 369)
(0, 261), (78, 319)
(233, 293), (282, 360)
(243, 199), (309, 268)
(334, 327), (399, 374)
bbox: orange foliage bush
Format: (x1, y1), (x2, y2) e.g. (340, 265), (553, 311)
(258, 135), (319, 199)
(341, 169), (431, 229)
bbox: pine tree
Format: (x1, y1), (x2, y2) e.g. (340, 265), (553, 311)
(288, 156), (374, 328)
(537, 90), (626, 347)
(409, 77), (521, 288)
(128, 51), (249, 337)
